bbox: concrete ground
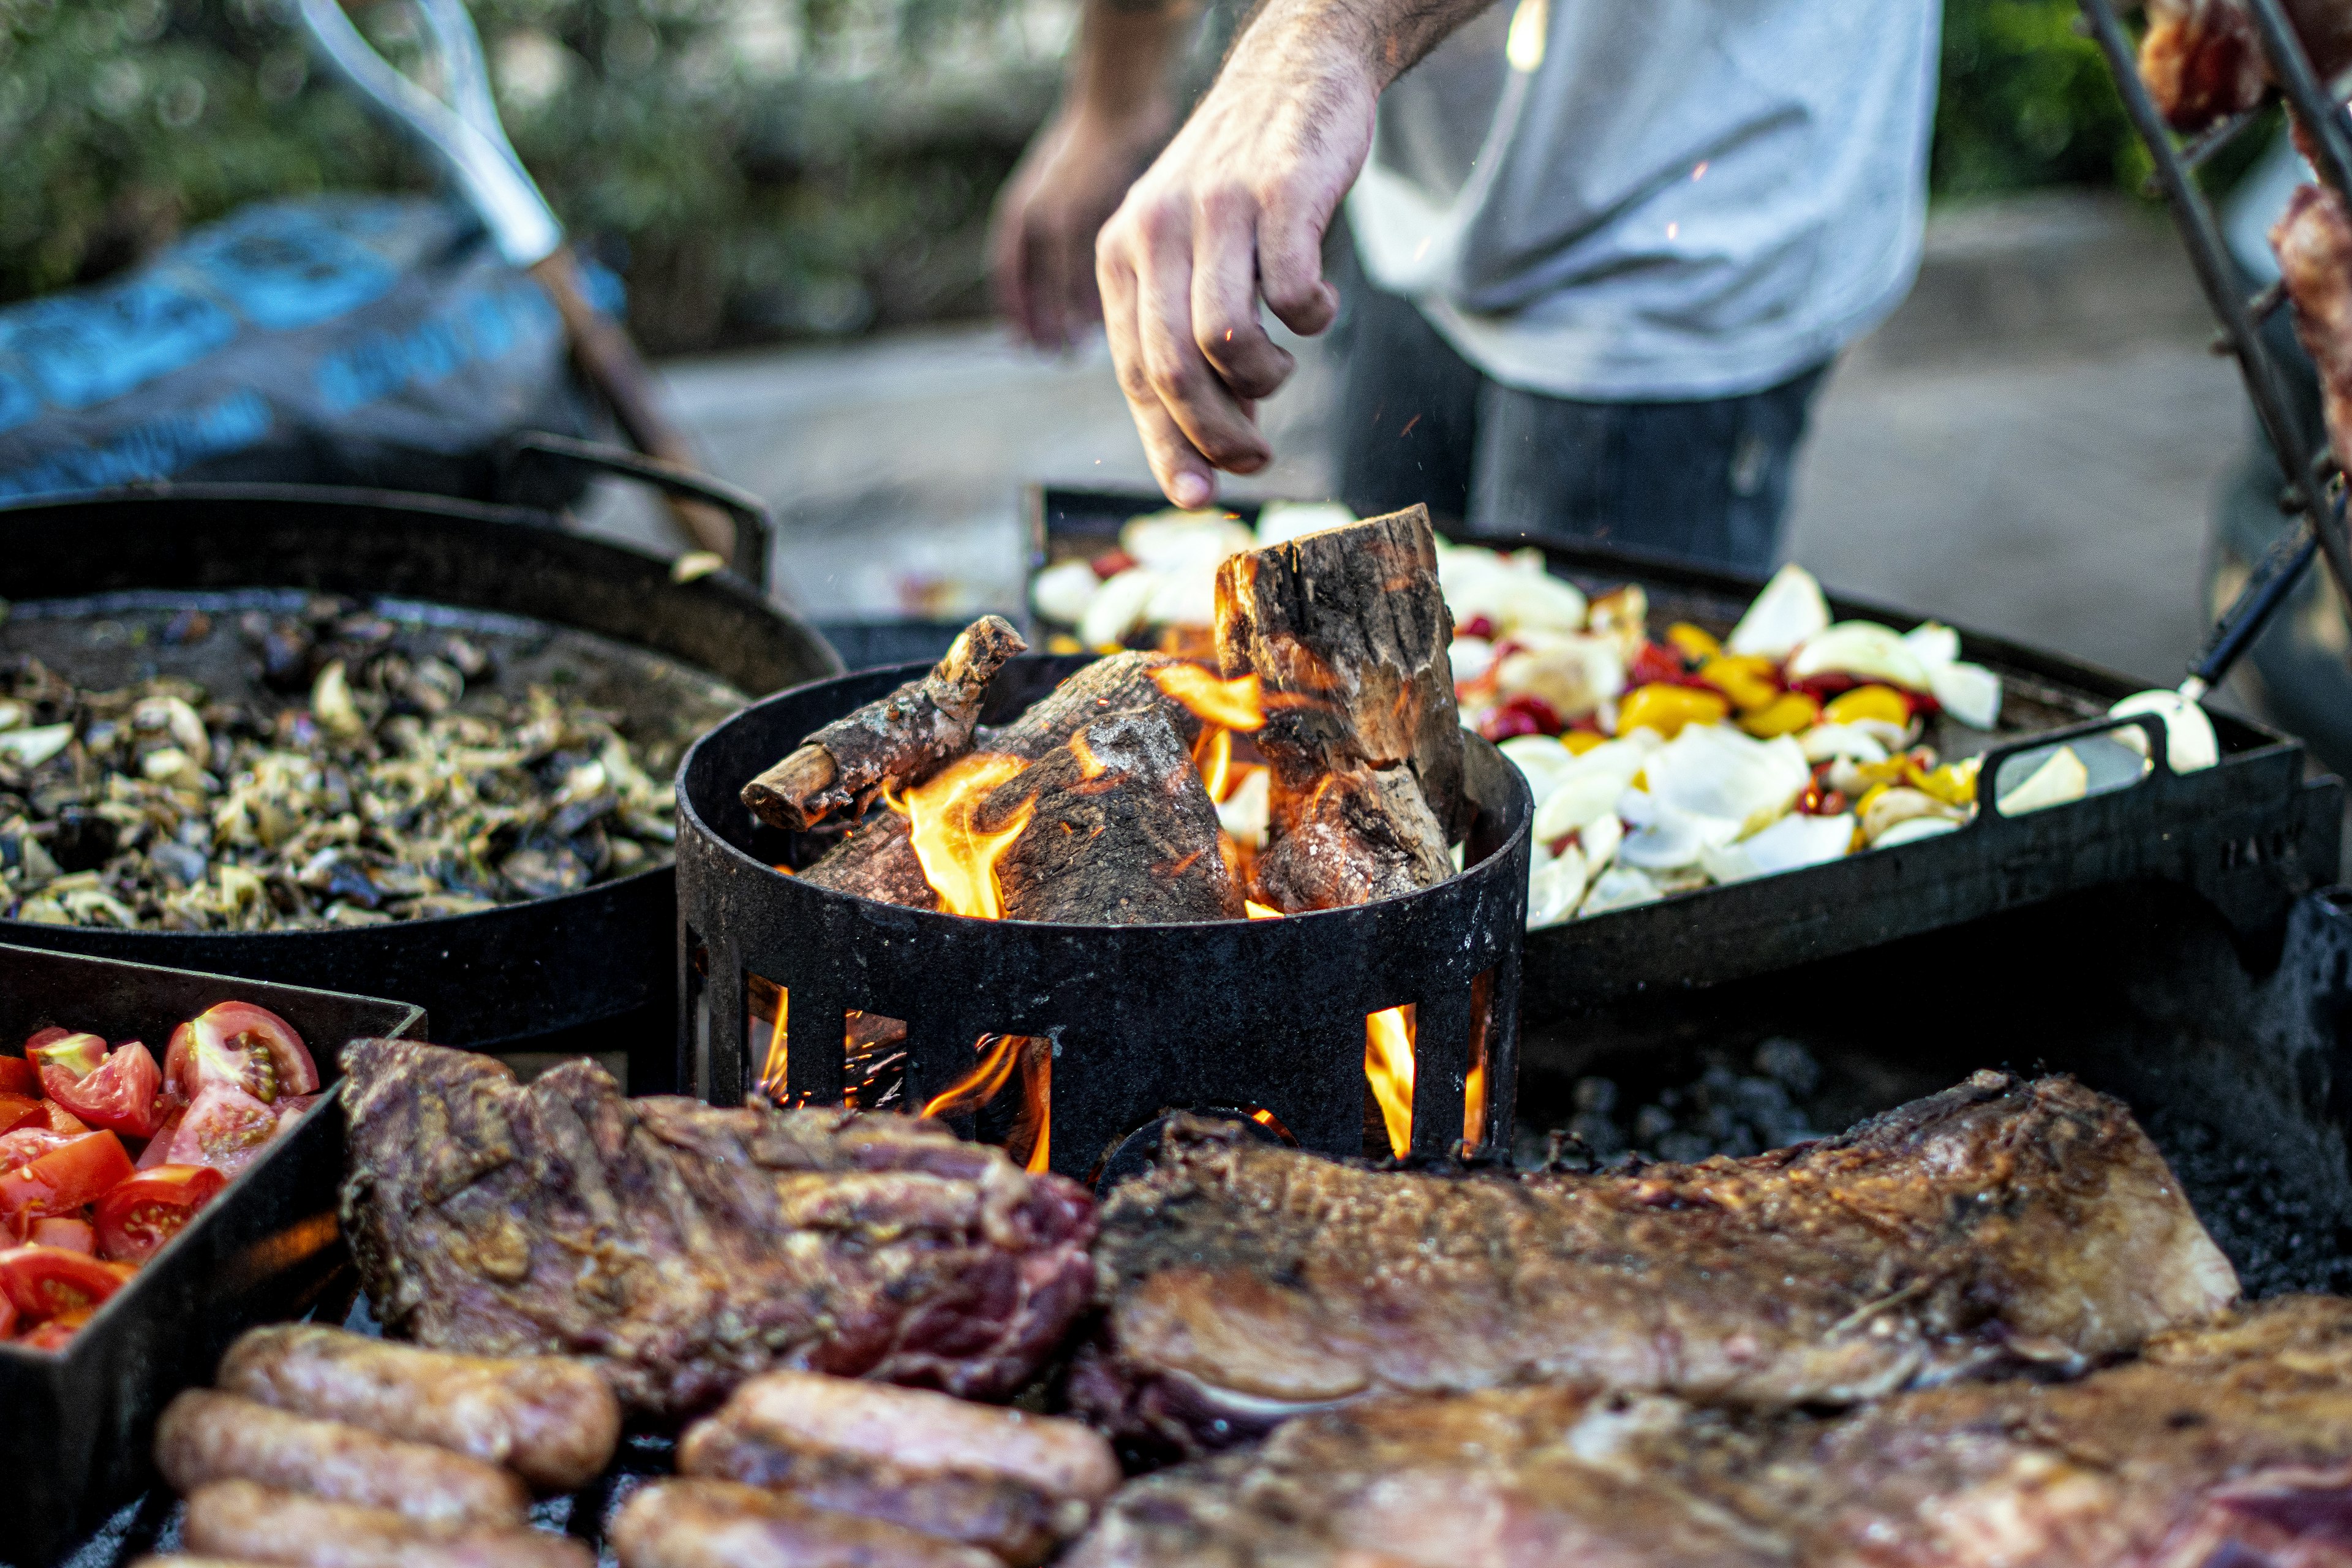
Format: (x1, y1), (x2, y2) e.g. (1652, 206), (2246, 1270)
(581, 192), (2252, 692)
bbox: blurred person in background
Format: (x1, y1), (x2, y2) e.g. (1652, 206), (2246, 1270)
(989, 0), (1942, 571)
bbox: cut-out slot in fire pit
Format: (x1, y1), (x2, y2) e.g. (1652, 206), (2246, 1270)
(675, 654), (1531, 1180)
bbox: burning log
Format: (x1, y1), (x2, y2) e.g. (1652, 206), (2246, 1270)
(742, 616), (1027, 832)
(1215, 505), (1465, 911)
(797, 813), (940, 911)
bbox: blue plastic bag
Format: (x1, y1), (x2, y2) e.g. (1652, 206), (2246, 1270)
(0, 194), (609, 503)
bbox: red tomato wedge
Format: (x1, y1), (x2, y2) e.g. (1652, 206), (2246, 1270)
(29, 1218), (92, 1254)
(16, 1319), (76, 1351)
(27, 1032), (105, 1080)
(94, 1166), (224, 1263)
(166, 1084), (279, 1178)
(42, 1102), (87, 1136)
(0, 1133), (133, 1227)
(20, 1028), (68, 1054)
(0, 1095), (43, 1137)
(0, 1057), (34, 1098)
(136, 1107), (186, 1170)
(167, 1004), (316, 1106)
(0, 1130), (75, 1176)
(40, 1041), (162, 1140)
(0, 1290), (15, 1340)
(0, 1246), (131, 1324)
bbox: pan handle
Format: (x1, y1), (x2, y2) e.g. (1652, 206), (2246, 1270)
(498, 431), (774, 594)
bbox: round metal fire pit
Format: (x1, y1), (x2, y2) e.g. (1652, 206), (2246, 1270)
(676, 655), (1532, 1180)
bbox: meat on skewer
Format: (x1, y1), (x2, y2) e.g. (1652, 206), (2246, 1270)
(1072, 1073), (2237, 1457)
(179, 1480), (590, 1568)
(2274, 181), (2352, 471)
(217, 1324), (621, 1492)
(155, 1390), (530, 1529)
(612, 1479), (1004, 1568)
(2139, 0), (2352, 129)
(1068, 1294), (2352, 1568)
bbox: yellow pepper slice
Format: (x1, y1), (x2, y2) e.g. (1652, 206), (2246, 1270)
(1823, 685), (1910, 728)
(1665, 622), (1722, 661)
(1909, 753), (1981, 807)
(1738, 691), (1821, 737)
(1561, 730), (1607, 756)
(1699, 654), (1781, 712)
(1617, 683), (1731, 739)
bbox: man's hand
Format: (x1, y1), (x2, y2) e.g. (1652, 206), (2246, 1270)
(1096, 0), (1490, 508)
(990, 102), (1173, 352)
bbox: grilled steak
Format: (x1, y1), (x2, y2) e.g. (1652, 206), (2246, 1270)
(1074, 1073), (2237, 1455)
(341, 1039), (1096, 1419)
(1071, 1295), (2352, 1568)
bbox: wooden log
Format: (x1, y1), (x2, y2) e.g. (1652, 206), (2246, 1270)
(985, 704), (1240, 924)
(797, 812), (940, 910)
(742, 616), (1027, 832)
(1213, 505), (1466, 839)
(1250, 762), (1453, 912)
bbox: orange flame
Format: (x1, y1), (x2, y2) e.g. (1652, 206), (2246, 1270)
(1463, 1058), (1486, 1148)
(1194, 723), (1233, 799)
(894, 753), (1035, 919)
(1151, 664), (1265, 731)
(921, 1033), (1053, 1175)
(1245, 900), (1284, 919)
(755, 978), (789, 1101)
(1366, 1005), (1416, 1158)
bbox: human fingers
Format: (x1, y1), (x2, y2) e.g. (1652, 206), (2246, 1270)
(1123, 199), (1271, 474)
(1189, 184), (1295, 401)
(1256, 182), (1341, 337)
(1098, 229), (1218, 508)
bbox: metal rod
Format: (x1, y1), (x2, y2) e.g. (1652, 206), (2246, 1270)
(2244, 0), (2352, 202)
(2189, 510), (2323, 688)
(2078, 0), (2352, 690)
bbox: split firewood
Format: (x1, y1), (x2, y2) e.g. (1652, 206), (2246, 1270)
(986, 704), (1241, 924)
(742, 616), (1028, 832)
(797, 812), (941, 910)
(1214, 503), (1464, 837)
(1250, 762), (1454, 912)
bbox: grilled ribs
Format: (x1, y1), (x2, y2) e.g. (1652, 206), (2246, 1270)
(1071, 1294), (2352, 1568)
(1073, 1074), (2236, 1455)
(2138, 0), (2352, 129)
(340, 1039), (1096, 1419)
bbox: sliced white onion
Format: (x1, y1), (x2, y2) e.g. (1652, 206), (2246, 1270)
(1030, 559), (1102, 625)
(2108, 689), (2220, 774)
(1528, 845), (1589, 929)
(1902, 621), (1962, 666)
(1450, 636), (1496, 685)
(1580, 864), (1664, 916)
(1931, 661), (2003, 730)
(1494, 636), (1626, 722)
(1799, 723), (1889, 764)
(1254, 500), (1356, 547)
(1641, 723), (1811, 837)
(1727, 563), (1831, 659)
(1078, 567), (1161, 649)
(1578, 810), (1624, 872)
(1121, 510), (1254, 572)
(1742, 810), (1857, 875)
(1786, 622), (1932, 691)
(1996, 745), (2090, 815)
(1873, 815), (1964, 848)
(1860, 786), (1959, 845)
(1499, 734), (1578, 805)
(1145, 563), (1218, 628)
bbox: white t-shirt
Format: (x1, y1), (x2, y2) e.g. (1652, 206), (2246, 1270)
(1346, 0), (1942, 401)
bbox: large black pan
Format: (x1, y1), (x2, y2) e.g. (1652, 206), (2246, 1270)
(0, 463), (839, 1091)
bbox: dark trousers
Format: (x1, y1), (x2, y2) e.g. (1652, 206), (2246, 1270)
(1332, 281), (1830, 574)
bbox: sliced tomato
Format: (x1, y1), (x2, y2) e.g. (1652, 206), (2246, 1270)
(0, 1246), (130, 1324)
(166, 1084), (280, 1178)
(168, 1003), (317, 1106)
(273, 1092), (320, 1134)
(0, 1095), (43, 1137)
(0, 1056), (35, 1098)
(0, 1132), (134, 1227)
(28, 1218), (92, 1254)
(15, 1319), (76, 1351)
(0, 1130), (75, 1176)
(136, 1107), (186, 1170)
(20, 1028), (68, 1054)
(0, 1289), (15, 1340)
(41, 1041), (162, 1139)
(94, 1165), (224, 1263)
(42, 1102), (87, 1136)
(26, 1032), (105, 1080)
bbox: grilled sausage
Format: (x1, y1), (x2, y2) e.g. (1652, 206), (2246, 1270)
(679, 1417), (1089, 1567)
(712, 1371), (1120, 1502)
(611, 1480), (1001, 1568)
(181, 1481), (590, 1568)
(156, 1391), (530, 1529)
(218, 1324), (621, 1491)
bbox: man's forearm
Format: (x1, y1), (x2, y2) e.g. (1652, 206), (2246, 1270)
(1224, 0), (1497, 96)
(1064, 0), (1197, 127)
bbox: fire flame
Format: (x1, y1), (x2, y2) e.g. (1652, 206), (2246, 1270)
(893, 753), (1035, 920)
(1366, 1005), (1417, 1159)
(1245, 900), (1284, 919)
(1464, 1057), (1487, 1148)
(1195, 724), (1233, 799)
(1151, 664), (1265, 731)
(755, 979), (789, 1101)
(920, 1033), (1053, 1174)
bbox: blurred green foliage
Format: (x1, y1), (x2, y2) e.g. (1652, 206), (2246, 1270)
(0, 0), (2209, 353)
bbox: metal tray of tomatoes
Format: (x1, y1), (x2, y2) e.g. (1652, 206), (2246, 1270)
(1027, 486), (2344, 1020)
(0, 943), (423, 1567)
